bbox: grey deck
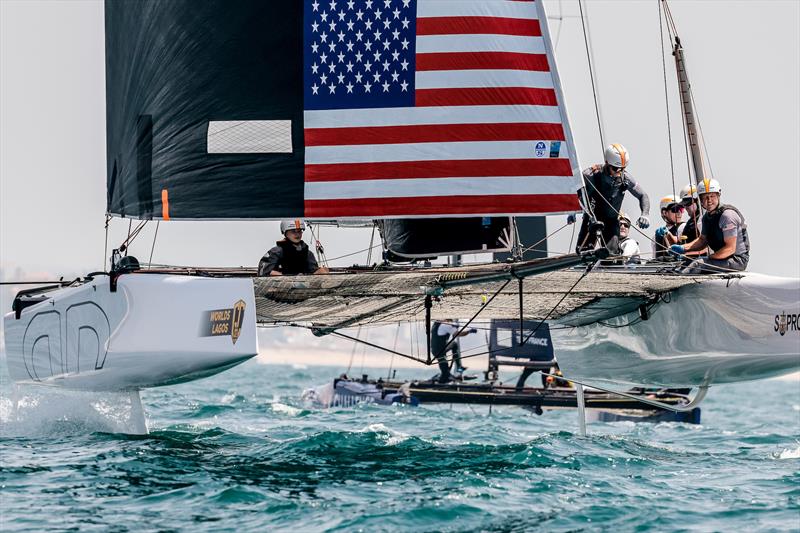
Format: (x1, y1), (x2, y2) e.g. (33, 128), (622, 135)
(253, 262), (710, 330)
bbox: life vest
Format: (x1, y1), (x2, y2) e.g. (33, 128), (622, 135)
(276, 240), (313, 275)
(677, 216), (699, 244)
(702, 204), (750, 256)
(607, 236), (640, 264)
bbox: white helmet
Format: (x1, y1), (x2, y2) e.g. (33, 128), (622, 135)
(679, 183), (698, 201)
(659, 194), (680, 211)
(280, 219), (306, 233)
(618, 212), (632, 226)
(697, 178), (721, 195)
(604, 143), (629, 169)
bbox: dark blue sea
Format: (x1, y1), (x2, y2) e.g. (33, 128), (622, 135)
(2, 359), (799, 532)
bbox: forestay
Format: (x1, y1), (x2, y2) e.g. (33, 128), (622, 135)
(105, 0), (580, 220)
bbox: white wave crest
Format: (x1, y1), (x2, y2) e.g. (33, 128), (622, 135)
(0, 384), (148, 436)
(777, 446), (800, 460)
(270, 402), (303, 417)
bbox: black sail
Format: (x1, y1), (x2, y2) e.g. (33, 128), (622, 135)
(105, 0), (305, 219)
(378, 218), (512, 261)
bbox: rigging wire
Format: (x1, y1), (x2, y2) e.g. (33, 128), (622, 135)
(345, 325), (362, 373)
(442, 268), (592, 364)
(147, 221), (160, 269)
(366, 224), (376, 265)
(568, 217), (577, 253)
(434, 279), (512, 359)
(518, 222), (570, 256)
(116, 219), (149, 259)
(552, 0), (564, 50)
(663, 1), (696, 187)
(307, 223), (329, 267)
(578, 0), (606, 151)
(386, 324), (402, 380)
(332, 329), (426, 365)
(103, 215), (111, 271)
(358, 328), (369, 376)
(658, 0), (678, 198)
(325, 243), (384, 263)
(125, 219), (132, 256)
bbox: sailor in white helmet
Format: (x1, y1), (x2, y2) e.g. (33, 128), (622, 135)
(258, 219), (329, 276)
(671, 178), (750, 273)
(606, 212), (641, 264)
(574, 144), (651, 252)
(653, 194), (683, 259)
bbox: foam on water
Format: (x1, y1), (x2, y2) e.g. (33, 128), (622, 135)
(1, 361), (799, 532)
(0, 384), (147, 436)
(777, 445), (800, 459)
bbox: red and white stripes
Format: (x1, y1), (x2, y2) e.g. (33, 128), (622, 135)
(304, 0), (580, 218)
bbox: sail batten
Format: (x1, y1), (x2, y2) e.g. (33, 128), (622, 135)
(105, 0), (580, 220)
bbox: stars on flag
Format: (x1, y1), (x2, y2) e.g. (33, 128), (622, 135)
(306, 0), (414, 105)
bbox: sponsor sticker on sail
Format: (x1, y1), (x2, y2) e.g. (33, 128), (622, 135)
(201, 300), (246, 344)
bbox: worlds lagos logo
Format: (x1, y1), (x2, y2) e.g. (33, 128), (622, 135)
(201, 299), (246, 344)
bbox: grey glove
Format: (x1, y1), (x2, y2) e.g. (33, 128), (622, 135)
(637, 216), (650, 229)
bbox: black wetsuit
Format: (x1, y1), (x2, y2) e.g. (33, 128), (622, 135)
(680, 216), (699, 245)
(258, 240), (319, 276)
(576, 165), (650, 252)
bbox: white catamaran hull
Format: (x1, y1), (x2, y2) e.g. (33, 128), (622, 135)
(552, 273), (800, 387)
(3, 274), (258, 391)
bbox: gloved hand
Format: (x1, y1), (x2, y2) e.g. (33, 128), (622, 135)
(566, 213), (576, 225)
(637, 216), (650, 229)
(469, 328), (478, 334)
(655, 226), (667, 241)
(669, 244), (685, 257)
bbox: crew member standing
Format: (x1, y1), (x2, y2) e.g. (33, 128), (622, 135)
(430, 320), (477, 383)
(574, 144), (651, 251)
(258, 219), (330, 276)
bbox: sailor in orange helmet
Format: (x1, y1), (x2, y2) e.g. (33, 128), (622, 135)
(258, 219), (329, 276)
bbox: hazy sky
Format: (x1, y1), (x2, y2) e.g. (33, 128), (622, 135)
(1, 0), (799, 282)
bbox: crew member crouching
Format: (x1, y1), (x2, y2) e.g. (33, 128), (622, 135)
(677, 183), (702, 250)
(606, 213), (641, 264)
(258, 219), (330, 276)
(671, 179), (750, 274)
(653, 194), (683, 259)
